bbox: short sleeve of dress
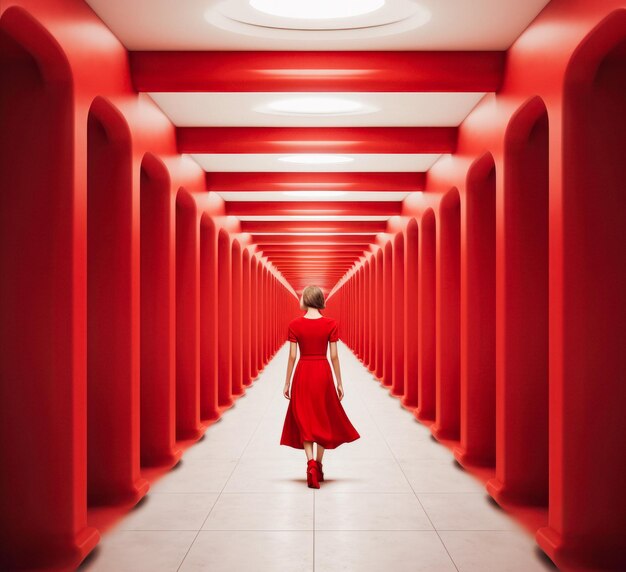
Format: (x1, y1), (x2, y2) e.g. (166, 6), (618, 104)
(288, 323), (297, 342)
(329, 320), (339, 342)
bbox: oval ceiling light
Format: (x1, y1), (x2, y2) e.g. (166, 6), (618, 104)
(278, 154), (354, 165)
(249, 0), (385, 20)
(283, 190), (348, 197)
(260, 96), (373, 116)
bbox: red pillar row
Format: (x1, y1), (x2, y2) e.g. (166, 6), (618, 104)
(0, 6), (298, 567)
(327, 13), (626, 566)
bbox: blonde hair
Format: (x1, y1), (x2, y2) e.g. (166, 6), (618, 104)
(302, 285), (325, 309)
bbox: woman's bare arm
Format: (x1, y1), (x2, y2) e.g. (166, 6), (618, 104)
(283, 341), (298, 399)
(329, 341), (344, 400)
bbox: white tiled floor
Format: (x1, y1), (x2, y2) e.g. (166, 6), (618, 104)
(80, 341), (557, 572)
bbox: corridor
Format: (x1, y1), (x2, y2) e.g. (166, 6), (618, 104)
(80, 342), (553, 572)
(1, 0), (625, 571)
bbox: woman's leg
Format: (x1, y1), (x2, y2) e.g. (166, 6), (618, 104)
(303, 440), (314, 460)
(315, 443), (325, 463)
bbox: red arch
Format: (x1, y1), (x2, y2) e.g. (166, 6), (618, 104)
(242, 248), (252, 387)
(231, 239), (244, 397)
(0, 7), (99, 569)
(402, 218), (419, 409)
(381, 240), (394, 388)
(416, 209), (437, 423)
(488, 96), (549, 506)
(217, 228), (234, 409)
(391, 231), (406, 397)
(199, 212), (221, 422)
(87, 98), (156, 498)
(537, 10), (626, 569)
(432, 188), (461, 441)
(455, 151), (497, 467)
(174, 187), (204, 437)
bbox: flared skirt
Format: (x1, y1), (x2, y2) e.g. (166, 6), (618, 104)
(280, 358), (361, 450)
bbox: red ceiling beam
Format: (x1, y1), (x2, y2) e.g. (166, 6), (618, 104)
(130, 51), (504, 92)
(281, 271), (347, 284)
(207, 172), (424, 192)
(269, 255), (358, 259)
(270, 260), (358, 264)
(271, 260), (362, 266)
(252, 235), (376, 244)
(242, 221), (387, 233)
(275, 263), (359, 268)
(226, 201), (401, 216)
(259, 246), (367, 252)
(178, 127), (456, 154)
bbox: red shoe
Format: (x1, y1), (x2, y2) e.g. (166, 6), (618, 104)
(316, 460), (324, 481)
(306, 459), (320, 488)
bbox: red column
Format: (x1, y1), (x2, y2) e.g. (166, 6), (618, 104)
(402, 219), (419, 409)
(256, 259), (263, 373)
(250, 256), (259, 379)
(217, 228), (233, 408)
(199, 214), (220, 421)
(352, 272), (357, 353)
(348, 276), (353, 348)
(175, 189), (204, 438)
(432, 189), (461, 441)
(537, 19), (626, 569)
(368, 250), (378, 374)
(375, 248), (384, 380)
(272, 277), (276, 355)
(382, 240), (393, 387)
(87, 99), (157, 488)
(363, 258), (371, 367)
(487, 97), (549, 506)
(265, 266), (270, 364)
(261, 264), (267, 366)
(242, 249), (251, 386)
(231, 240), (243, 395)
(0, 17), (100, 566)
(391, 232), (405, 397)
(455, 153), (496, 467)
(415, 210), (437, 423)
(357, 267), (363, 359)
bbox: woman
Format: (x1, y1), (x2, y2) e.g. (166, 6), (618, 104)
(280, 285), (361, 488)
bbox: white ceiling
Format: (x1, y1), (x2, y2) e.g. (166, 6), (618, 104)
(218, 191), (410, 201)
(83, 0), (550, 288)
(148, 92), (486, 128)
(250, 232), (378, 235)
(85, 0), (550, 51)
(237, 215), (390, 221)
(190, 153), (443, 172)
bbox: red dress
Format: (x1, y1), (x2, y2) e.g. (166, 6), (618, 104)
(280, 314), (361, 449)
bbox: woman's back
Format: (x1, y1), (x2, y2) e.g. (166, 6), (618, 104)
(288, 315), (339, 356)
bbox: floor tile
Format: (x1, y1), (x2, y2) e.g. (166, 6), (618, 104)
(179, 530), (313, 572)
(315, 492), (433, 530)
(418, 492), (519, 531)
(401, 459), (486, 493)
(150, 459), (238, 493)
(439, 530), (558, 571)
(80, 530), (196, 572)
(202, 492), (313, 530)
(315, 530), (457, 572)
(118, 493), (219, 531)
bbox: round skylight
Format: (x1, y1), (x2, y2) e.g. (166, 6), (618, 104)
(283, 190), (348, 197)
(261, 96), (371, 116)
(249, 0), (385, 20)
(278, 155), (354, 165)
